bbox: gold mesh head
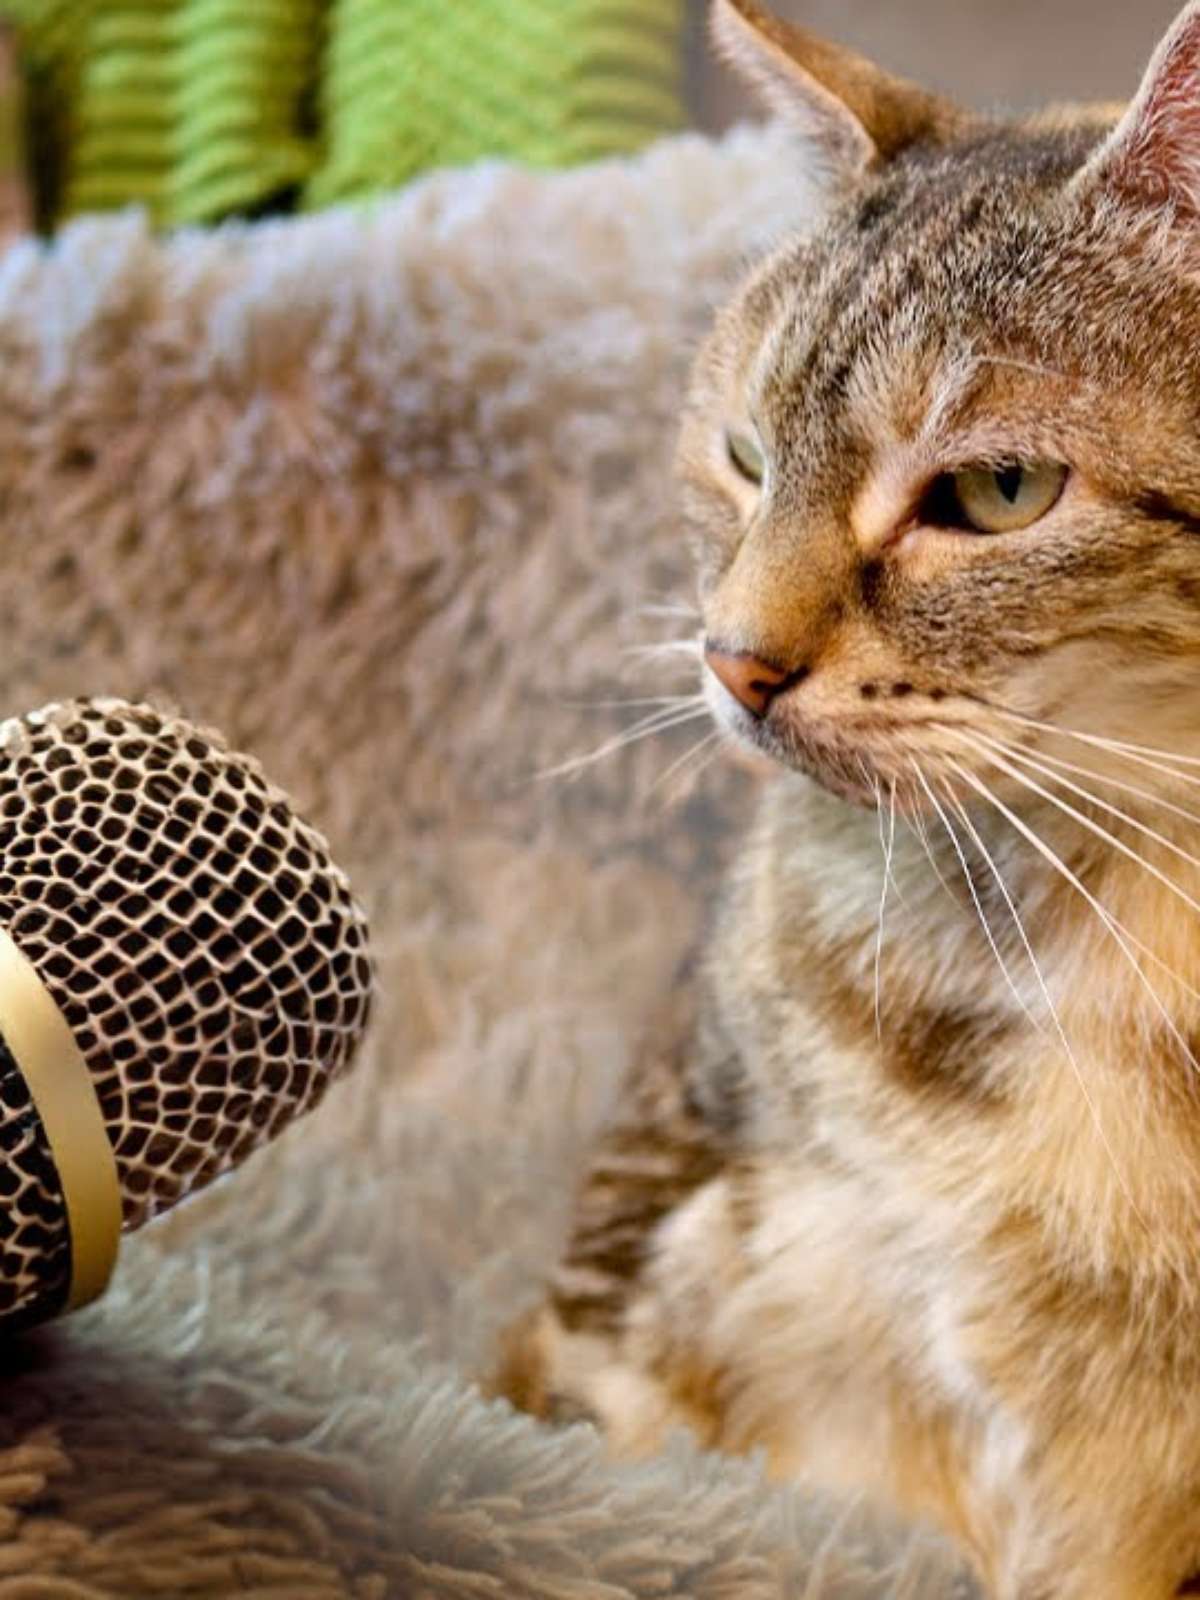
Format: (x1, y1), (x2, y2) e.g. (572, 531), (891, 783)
(0, 698), (373, 1331)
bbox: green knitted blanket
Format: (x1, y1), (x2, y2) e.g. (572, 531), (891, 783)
(11, 0), (684, 227)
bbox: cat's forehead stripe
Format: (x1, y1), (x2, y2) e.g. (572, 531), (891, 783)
(753, 124), (1112, 430)
(748, 301), (792, 420)
(761, 186), (982, 439)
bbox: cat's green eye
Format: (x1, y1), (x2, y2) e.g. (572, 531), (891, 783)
(726, 428), (765, 486)
(942, 461), (1068, 534)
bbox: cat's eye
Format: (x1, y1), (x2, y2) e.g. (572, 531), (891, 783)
(925, 461), (1068, 535)
(726, 428), (765, 486)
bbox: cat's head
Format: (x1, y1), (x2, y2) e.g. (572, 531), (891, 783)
(682, 0), (1200, 812)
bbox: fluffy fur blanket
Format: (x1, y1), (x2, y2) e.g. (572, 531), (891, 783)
(0, 127), (974, 1597)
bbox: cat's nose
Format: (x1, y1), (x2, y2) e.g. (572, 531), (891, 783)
(704, 643), (794, 718)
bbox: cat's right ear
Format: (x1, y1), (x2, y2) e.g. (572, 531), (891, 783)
(710, 0), (968, 177)
(1075, 2), (1200, 218)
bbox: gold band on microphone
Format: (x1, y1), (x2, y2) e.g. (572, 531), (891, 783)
(0, 928), (120, 1310)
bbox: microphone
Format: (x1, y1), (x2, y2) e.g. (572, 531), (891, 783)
(0, 697), (373, 1333)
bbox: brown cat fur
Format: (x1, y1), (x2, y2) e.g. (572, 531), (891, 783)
(491, 4), (1200, 1596)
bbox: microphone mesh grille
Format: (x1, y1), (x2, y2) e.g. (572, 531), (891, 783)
(0, 1038), (71, 1326)
(0, 699), (373, 1327)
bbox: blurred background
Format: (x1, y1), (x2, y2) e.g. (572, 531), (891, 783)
(686, 0), (1182, 128)
(1, 0), (1188, 239)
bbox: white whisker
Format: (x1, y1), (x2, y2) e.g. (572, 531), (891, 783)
(873, 779), (895, 1039)
(679, 732), (728, 794)
(651, 728), (724, 803)
(952, 731), (1200, 926)
(990, 704), (1200, 776)
(949, 753), (1200, 1079)
(944, 759), (1149, 1225)
(622, 639), (703, 663)
(907, 803), (959, 906)
(913, 764), (1043, 1033)
(875, 775), (904, 907)
(995, 739), (1200, 837)
(537, 702), (711, 781)
(635, 601), (702, 622)
(938, 784), (1053, 1039)
(973, 730), (1200, 885)
(561, 694), (707, 712)
(962, 746), (1200, 1009)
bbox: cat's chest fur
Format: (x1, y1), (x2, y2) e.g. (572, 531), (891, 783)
(679, 774), (1200, 1549)
(704, 772), (1200, 1388)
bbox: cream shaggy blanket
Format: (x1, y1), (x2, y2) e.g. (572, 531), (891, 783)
(0, 127), (975, 1597)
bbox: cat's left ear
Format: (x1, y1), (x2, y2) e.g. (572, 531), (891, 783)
(1076, 2), (1200, 217)
(711, 0), (969, 176)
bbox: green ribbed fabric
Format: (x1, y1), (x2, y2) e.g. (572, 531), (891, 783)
(6, 0), (684, 229)
(9, 0), (321, 225)
(306, 0), (684, 208)
(0, 21), (27, 219)
(6, 0), (87, 225)
(166, 0), (319, 222)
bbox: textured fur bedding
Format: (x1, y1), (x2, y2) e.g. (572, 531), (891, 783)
(0, 127), (972, 1596)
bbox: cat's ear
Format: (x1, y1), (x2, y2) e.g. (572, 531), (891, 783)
(1075, 2), (1200, 217)
(710, 0), (968, 175)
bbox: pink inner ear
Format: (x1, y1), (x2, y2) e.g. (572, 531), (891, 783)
(1108, 10), (1200, 215)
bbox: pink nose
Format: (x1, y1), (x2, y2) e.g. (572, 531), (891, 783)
(704, 644), (794, 718)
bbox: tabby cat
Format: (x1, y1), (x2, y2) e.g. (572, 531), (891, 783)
(493, 3), (1200, 1595)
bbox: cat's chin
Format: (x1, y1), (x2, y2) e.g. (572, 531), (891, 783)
(807, 768), (883, 810)
(729, 716), (884, 810)
(708, 682), (913, 810)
